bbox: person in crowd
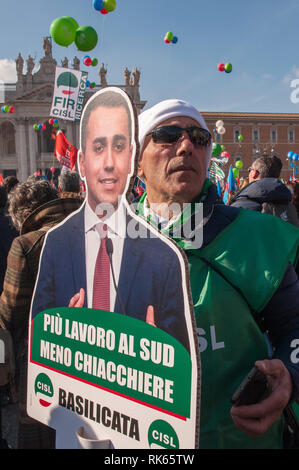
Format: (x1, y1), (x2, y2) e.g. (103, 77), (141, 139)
(286, 181), (299, 219)
(136, 98), (299, 449)
(3, 176), (19, 196)
(230, 155), (299, 226)
(0, 187), (18, 295)
(0, 179), (83, 448)
(57, 170), (84, 201)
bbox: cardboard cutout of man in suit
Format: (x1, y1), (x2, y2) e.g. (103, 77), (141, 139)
(31, 87), (190, 350)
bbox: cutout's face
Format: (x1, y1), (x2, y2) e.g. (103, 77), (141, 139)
(138, 116), (211, 204)
(79, 105), (132, 211)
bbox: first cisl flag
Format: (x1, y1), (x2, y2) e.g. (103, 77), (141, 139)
(50, 67), (88, 122)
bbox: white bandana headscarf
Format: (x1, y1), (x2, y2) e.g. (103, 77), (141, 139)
(138, 98), (211, 157)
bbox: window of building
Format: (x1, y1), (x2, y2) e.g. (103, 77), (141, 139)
(234, 129), (240, 142)
(0, 122), (16, 155)
(271, 128), (277, 142)
(253, 128), (259, 142)
(288, 128), (294, 142)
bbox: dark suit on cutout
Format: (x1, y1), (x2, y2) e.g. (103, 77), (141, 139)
(31, 203), (190, 351)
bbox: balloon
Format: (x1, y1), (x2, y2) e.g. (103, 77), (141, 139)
(50, 166), (55, 172)
(235, 160), (243, 169)
(213, 128), (217, 133)
(225, 63), (233, 73)
(75, 26), (98, 52)
(84, 57), (92, 66)
(50, 17), (78, 47)
(104, 0), (117, 12)
(9, 106), (15, 113)
(100, 7), (108, 14)
(165, 32), (174, 41)
(288, 151), (295, 159)
(221, 145), (226, 151)
(33, 124), (39, 130)
(232, 168), (239, 178)
(53, 123), (59, 128)
(49, 118), (54, 125)
(4, 105), (10, 113)
(86, 80), (91, 88)
(293, 154), (299, 161)
(93, 0), (104, 11)
(217, 126), (226, 135)
(42, 124), (46, 130)
(238, 134), (244, 142)
(221, 151), (230, 158)
(217, 63), (225, 72)
(212, 142), (222, 157)
(216, 120), (224, 127)
(172, 36), (178, 44)
(38, 124), (43, 130)
(54, 119), (58, 124)
(92, 58), (99, 67)
(1, 106), (5, 112)
(90, 82), (96, 88)
(164, 37), (171, 44)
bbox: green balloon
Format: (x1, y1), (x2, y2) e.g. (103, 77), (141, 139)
(33, 124), (39, 130)
(166, 31), (174, 41)
(4, 105), (10, 113)
(221, 145), (226, 151)
(235, 160), (243, 169)
(225, 62), (233, 73)
(104, 0), (117, 12)
(238, 134), (243, 141)
(50, 17), (78, 47)
(75, 26), (98, 52)
(232, 168), (239, 178)
(212, 142), (221, 157)
(92, 58), (99, 67)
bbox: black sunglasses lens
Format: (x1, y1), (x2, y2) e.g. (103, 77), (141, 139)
(152, 126), (182, 143)
(189, 127), (211, 146)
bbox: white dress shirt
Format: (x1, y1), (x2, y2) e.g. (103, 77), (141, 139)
(84, 200), (127, 310)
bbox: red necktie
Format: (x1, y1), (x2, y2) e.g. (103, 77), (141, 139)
(92, 223), (110, 311)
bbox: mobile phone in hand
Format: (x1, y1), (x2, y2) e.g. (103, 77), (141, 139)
(231, 366), (270, 406)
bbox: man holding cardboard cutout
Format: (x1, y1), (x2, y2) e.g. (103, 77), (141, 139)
(31, 88), (190, 351)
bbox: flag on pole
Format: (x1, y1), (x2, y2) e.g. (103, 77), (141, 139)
(222, 165), (236, 205)
(54, 130), (78, 171)
(209, 161), (225, 183)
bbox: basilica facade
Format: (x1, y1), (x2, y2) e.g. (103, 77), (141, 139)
(0, 38), (146, 182)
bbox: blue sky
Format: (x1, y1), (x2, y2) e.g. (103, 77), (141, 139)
(1, 0), (299, 113)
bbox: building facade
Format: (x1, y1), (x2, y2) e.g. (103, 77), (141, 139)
(202, 112), (299, 180)
(0, 37), (146, 182)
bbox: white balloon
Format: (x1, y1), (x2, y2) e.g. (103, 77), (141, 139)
(217, 126), (226, 135)
(216, 120), (224, 128)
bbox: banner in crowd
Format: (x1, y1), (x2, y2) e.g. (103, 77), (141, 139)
(54, 130), (78, 171)
(50, 67), (88, 122)
(27, 306), (199, 449)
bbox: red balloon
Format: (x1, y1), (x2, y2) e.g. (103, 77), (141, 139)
(221, 151), (230, 158)
(9, 106), (15, 114)
(42, 124), (46, 130)
(49, 118), (54, 125)
(217, 63), (225, 72)
(100, 7), (108, 14)
(84, 57), (92, 66)
(50, 167), (55, 172)
(164, 37), (171, 44)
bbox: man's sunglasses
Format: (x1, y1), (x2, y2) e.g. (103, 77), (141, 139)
(147, 125), (212, 147)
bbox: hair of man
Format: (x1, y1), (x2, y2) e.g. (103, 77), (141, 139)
(58, 171), (80, 193)
(9, 179), (58, 231)
(253, 154), (282, 178)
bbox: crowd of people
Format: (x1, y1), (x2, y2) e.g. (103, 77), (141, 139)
(1, 93), (299, 450)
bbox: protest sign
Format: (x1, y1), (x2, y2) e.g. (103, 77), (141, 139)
(50, 67), (88, 122)
(28, 87), (200, 448)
